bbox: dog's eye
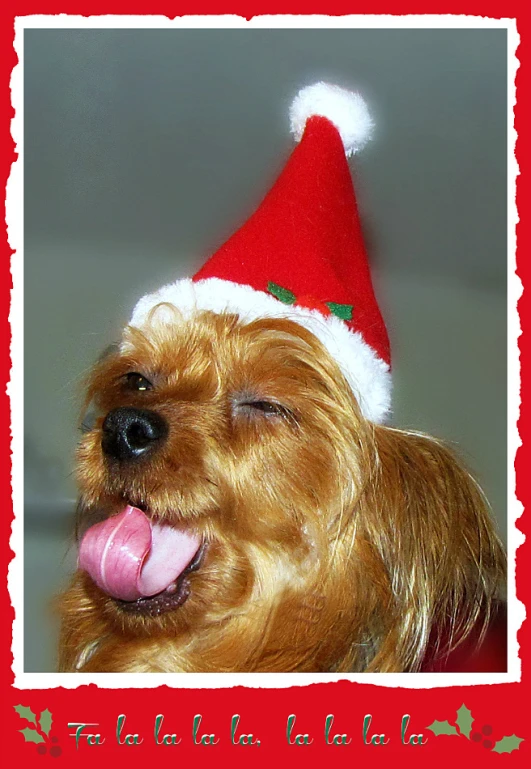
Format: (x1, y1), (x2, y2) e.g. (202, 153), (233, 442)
(245, 401), (282, 414)
(125, 372), (153, 392)
(239, 400), (294, 421)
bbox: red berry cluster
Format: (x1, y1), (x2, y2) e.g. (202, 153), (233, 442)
(471, 724), (493, 749)
(36, 735), (62, 757)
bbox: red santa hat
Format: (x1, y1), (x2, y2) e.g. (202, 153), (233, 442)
(129, 82), (392, 423)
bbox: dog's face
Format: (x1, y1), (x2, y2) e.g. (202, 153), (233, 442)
(63, 306), (504, 673)
(74, 310), (367, 644)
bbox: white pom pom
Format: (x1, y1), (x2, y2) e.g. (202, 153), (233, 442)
(289, 82), (374, 157)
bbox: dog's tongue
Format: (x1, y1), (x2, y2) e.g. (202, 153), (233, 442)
(78, 505), (201, 601)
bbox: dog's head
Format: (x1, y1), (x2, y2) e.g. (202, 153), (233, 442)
(61, 306), (505, 673)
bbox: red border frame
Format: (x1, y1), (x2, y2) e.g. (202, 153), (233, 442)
(2, 6), (528, 767)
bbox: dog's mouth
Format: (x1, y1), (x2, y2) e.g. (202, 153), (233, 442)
(78, 505), (204, 616)
(114, 542), (205, 617)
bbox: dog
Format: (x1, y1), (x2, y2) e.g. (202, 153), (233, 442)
(57, 82), (506, 673)
(57, 308), (505, 673)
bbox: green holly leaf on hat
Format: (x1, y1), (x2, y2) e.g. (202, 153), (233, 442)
(13, 704), (38, 726)
(39, 708), (53, 737)
(267, 282), (296, 305)
(325, 301), (353, 321)
(455, 704), (474, 739)
(426, 720), (459, 737)
(19, 727), (45, 744)
(492, 735), (524, 753)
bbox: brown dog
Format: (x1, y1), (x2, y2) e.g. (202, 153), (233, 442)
(57, 82), (505, 673)
(58, 309), (505, 673)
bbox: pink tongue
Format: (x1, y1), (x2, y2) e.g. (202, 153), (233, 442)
(78, 506), (201, 601)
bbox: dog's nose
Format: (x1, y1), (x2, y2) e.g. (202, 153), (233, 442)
(101, 407), (168, 461)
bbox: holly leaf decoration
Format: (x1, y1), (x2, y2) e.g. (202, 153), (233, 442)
(426, 720), (459, 737)
(455, 704), (474, 739)
(325, 302), (353, 321)
(492, 735), (524, 753)
(14, 704), (37, 726)
(39, 708), (53, 736)
(267, 282), (296, 305)
(19, 727), (45, 744)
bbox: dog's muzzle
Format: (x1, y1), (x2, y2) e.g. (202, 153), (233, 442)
(101, 407), (168, 461)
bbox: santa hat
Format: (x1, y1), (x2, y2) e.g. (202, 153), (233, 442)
(130, 82), (392, 423)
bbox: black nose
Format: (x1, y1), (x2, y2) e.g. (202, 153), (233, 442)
(101, 407), (168, 461)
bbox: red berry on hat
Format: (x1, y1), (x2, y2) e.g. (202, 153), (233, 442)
(294, 295), (332, 315)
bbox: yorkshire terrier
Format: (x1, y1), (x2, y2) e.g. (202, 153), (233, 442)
(57, 82), (506, 673)
(58, 308), (505, 673)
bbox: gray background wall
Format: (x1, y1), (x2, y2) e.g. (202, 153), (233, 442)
(24, 28), (507, 671)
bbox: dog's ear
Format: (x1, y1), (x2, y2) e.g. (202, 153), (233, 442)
(354, 425), (506, 672)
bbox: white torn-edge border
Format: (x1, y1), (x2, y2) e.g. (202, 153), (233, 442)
(8, 13), (524, 690)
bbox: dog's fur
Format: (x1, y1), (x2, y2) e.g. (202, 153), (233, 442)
(58, 308), (505, 672)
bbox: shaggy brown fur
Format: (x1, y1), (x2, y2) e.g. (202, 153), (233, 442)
(58, 309), (505, 672)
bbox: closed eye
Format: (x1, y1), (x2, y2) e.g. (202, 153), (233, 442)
(235, 398), (297, 423)
(243, 400), (283, 414)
